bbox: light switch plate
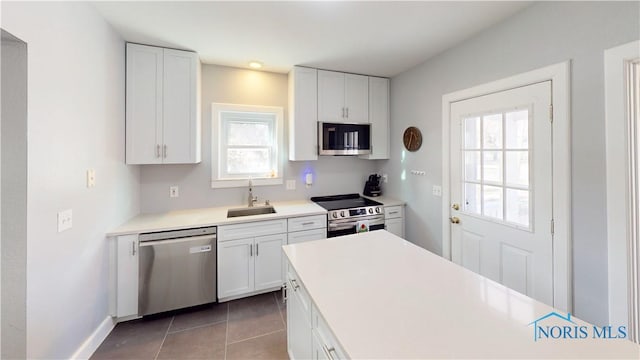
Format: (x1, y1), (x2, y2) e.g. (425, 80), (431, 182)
(170, 186), (179, 198)
(432, 185), (442, 197)
(86, 169), (96, 188)
(58, 209), (73, 232)
(286, 180), (296, 190)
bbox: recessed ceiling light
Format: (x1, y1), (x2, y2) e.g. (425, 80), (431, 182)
(248, 61), (263, 69)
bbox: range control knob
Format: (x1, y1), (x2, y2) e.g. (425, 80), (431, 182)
(340, 211), (345, 217)
(368, 208), (374, 214)
(375, 207), (381, 213)
(332, 212), (338, 218)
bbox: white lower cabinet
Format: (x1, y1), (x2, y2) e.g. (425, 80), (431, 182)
(384, 205), (405, 238)
(287, 263), (346, 360)
(218, 220), (287, 300)
(115, 234), (139, 318)
(288, 214), (327, 245)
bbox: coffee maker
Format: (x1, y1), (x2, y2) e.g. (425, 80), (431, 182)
(363, 174), (382, 197)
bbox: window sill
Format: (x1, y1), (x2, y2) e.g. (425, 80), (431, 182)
(211, 177), (283, 189)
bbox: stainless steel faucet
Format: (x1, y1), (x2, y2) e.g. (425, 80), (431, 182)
(248, 179), (258, 207)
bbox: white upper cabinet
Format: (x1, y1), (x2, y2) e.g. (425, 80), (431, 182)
(288, 66), (318, 161)
(126, 43), (201, 164)
(318, 70), (368, 124)
(361, 77), (390, 159)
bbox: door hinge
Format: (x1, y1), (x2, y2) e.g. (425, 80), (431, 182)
(550, 219), (555, 235)
(549, 104), (554, 123)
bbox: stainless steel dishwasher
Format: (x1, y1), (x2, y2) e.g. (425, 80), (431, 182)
(138, 226), (216, 316)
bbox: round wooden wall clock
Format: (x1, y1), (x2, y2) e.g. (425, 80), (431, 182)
(403, 126), (422, 152)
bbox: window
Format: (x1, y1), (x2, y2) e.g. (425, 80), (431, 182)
(462, 108), (531, 228)
(211, 103), (283, 188)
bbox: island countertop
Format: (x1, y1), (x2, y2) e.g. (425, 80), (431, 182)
(282, 230), (640, 359)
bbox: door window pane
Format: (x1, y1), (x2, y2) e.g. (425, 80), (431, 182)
(506, 151), (529, 187)
(483, 151), (503, 184)
(483, 114), (502, 149)
(464, 151), (481, 182)
(483, 185), (503, 219)
(505, 110), (529, 149)
(464, 183), (481, 214)
(464, 117), (481, 149)
(506, 189), (530, 227)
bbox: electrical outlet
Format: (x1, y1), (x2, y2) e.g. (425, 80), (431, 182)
(286, 180), (296, 190)
(58, 209), (73, 232)
(382, 174), (388, 183)
(170, 186), (179, 198)
(86, 169), (96, 188)
(432, 185), (442, 197)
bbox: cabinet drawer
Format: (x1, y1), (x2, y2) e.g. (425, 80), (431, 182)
(288, 215), (326, 232)
(312, 304), (347, 359)
(219, 219), (287, 241)
(384, 206), (403, 219)
(288, 228), (326, 245)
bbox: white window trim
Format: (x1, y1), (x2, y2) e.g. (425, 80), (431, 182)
(211, 103), (284, 189)
(441, 61), (571, 312)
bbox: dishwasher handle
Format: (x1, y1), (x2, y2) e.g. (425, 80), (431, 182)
(138, 234), (216, 247)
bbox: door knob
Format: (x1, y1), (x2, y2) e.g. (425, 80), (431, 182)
(450, 216), (460, 224)
(451, 203), (460, 211)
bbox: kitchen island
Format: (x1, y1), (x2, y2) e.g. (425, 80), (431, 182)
(282, 230), (640, 359)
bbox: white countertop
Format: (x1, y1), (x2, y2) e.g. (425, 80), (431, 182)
(283, 231), (640, 359)
(107, 200), (326, 236)
(362, 194), (405, 206)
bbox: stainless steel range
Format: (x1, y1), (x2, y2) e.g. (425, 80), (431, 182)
(311, 194), (384, 238)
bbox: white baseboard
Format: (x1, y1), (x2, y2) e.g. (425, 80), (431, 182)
(70, 316), (115, 359)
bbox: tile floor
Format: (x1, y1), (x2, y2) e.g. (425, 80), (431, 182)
(92, 291), (288, 360)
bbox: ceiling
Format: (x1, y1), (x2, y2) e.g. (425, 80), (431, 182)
(93, 1), (530, 77)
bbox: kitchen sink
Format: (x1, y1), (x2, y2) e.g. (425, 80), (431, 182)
(227, 206), (276, 218)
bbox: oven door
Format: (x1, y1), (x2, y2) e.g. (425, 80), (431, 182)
(327, 216), (385, 238)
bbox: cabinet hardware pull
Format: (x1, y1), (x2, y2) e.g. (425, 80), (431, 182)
(132, 241), (136, 256)
(282, 283), (287, 303)
(156, 144), (161, 158)
(301, 222), (314, 226)
(291, 279), (300, 291)
(346, 107), (349, 118)
(389, 211), (398, 215)
(322, 345), (337, 360)
(341, 107), (345, 118)
(163, 145), (167, 158)
(256, 243), (259, 256)
(250, 244), (253, 256)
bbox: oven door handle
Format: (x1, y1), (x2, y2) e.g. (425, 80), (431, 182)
(328, 218), (384, 230)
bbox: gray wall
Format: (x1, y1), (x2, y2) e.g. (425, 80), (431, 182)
(140, 64), (380, 213)
(382, 1), (640, 326)
(1, 29), (28, 360)
(2, 2), (140, 358)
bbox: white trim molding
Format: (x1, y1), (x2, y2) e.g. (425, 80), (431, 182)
(70, 316), (115, 359)
(605, 39), (640, 342)
(441, 61), (572, 312)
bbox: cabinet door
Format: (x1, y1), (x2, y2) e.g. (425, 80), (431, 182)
(289, 66), (318, 161)
(126, 43), (163, 164)
(116, 235), (139, 318)
(311, 330), (329, 360)
(362, 77), (389, 159)
(318, 70), (346, 123)
(218, 237), (254, 298)
(385, 217), (404, 238)
(162, 49), (201, 164)
(287, 274), (312, 360)
(344, 74), (369, 123)
(255, 233), (286, 291)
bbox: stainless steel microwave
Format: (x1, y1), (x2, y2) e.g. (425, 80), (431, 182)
(318, 122), (371, 155)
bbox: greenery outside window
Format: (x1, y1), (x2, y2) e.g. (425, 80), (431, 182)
(211, 103), (283, 188)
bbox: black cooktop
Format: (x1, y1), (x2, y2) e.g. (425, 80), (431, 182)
(310, 193), (382, 211)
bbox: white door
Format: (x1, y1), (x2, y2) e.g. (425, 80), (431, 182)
(217, 237), (254, 298)
(344, 73), (369, 123)
(318, 70), (346, 123)
(254, 233), (285, 291)
(450, 81), (553, 305)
